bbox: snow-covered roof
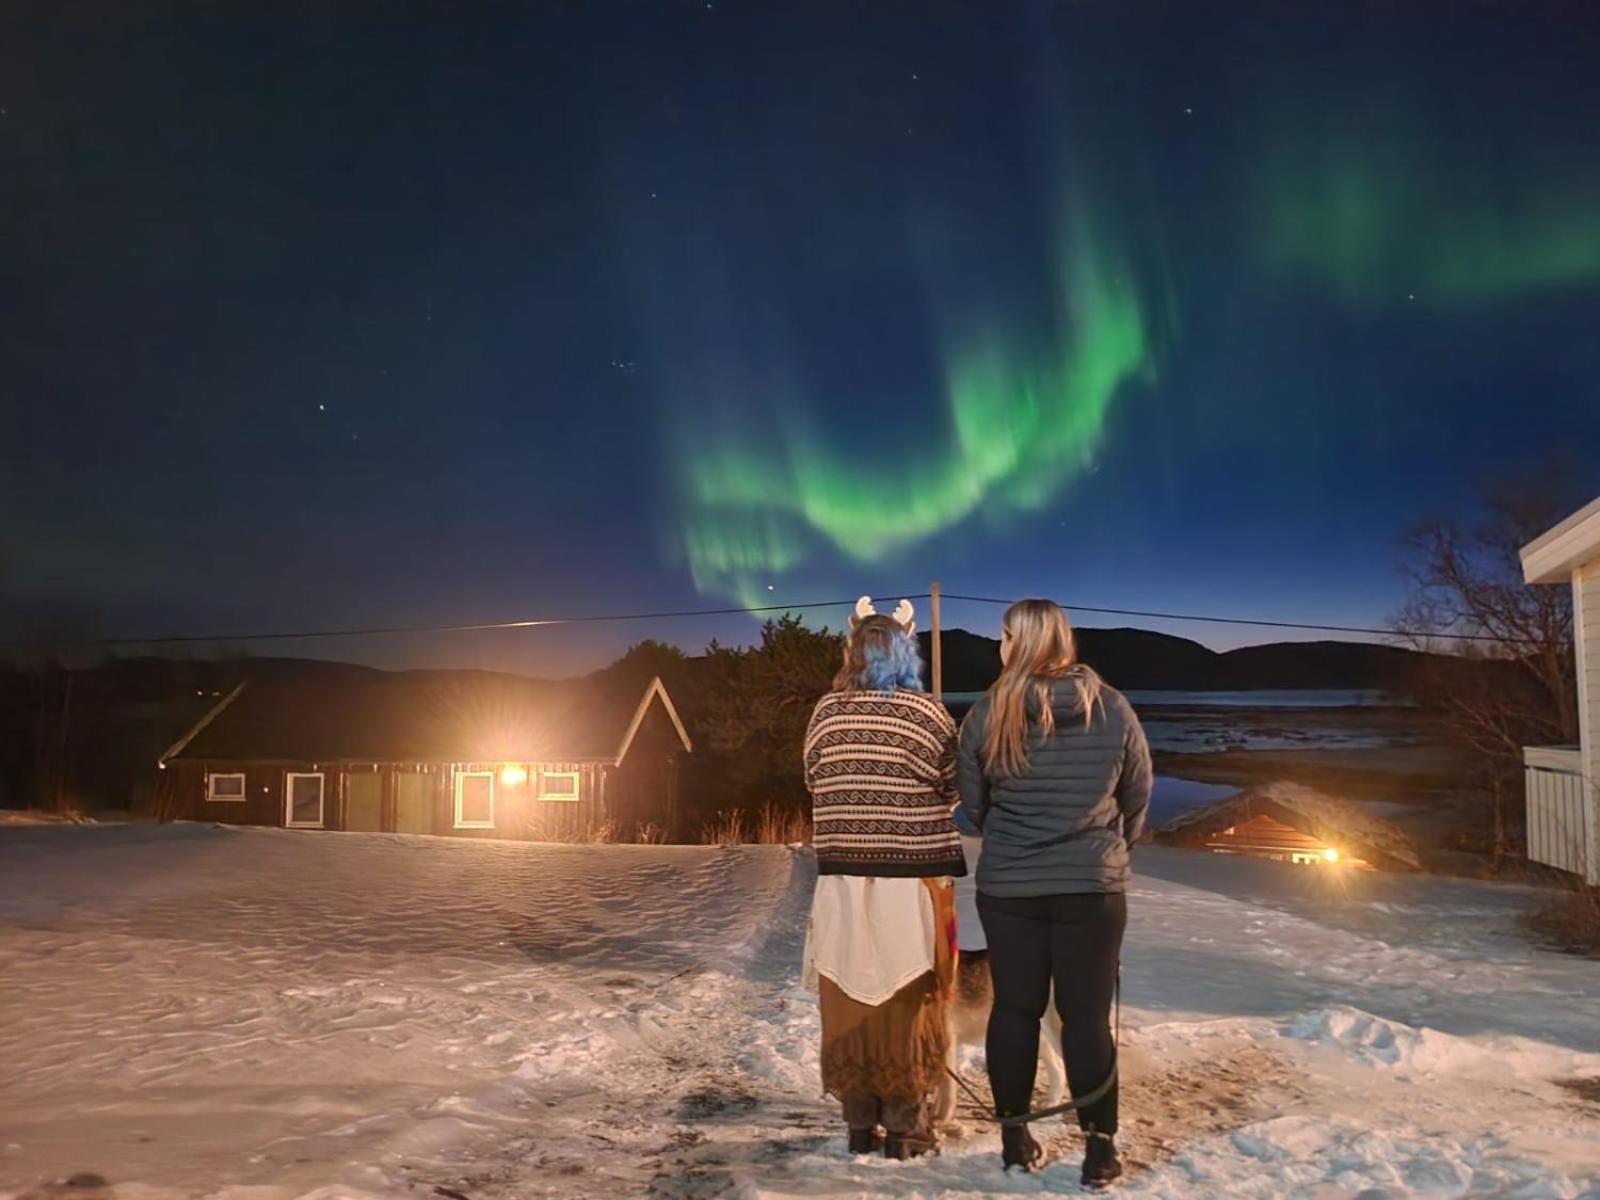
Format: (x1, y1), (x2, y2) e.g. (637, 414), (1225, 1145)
(1521, 494), (1600, 585)
(1154, 782), (1422, 871)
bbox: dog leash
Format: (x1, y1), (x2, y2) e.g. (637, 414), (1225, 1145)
(944, 967), (1120, 1127)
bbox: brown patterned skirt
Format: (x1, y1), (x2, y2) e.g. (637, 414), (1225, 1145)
(818, 877), (956, 1103)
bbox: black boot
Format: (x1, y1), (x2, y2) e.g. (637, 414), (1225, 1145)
(847, 1127), (881, 1155)
(884, 1131), (936, 1159)
(1081, 1129), (1122, 1189)
(1000, 1121), (1043, 1172)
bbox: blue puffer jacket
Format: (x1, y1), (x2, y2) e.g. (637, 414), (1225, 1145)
(956, 675), (1152, 896)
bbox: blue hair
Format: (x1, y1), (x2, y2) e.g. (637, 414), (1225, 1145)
(858, 627), (924, 691)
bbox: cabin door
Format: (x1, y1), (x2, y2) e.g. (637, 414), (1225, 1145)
(395, 772), (431, 834)
(345, 773), (382, 832)
(285, 773), (325, 828)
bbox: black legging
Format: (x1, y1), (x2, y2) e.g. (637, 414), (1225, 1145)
(976, 891), (1126, 1133)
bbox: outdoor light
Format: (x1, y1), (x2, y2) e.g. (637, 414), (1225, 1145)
(500, 765), (528, 787)
(1323, 847), (1340, 863)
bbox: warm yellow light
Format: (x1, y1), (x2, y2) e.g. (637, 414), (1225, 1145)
(1323, 847), (1340, 863)
(500, 765), (528, 787)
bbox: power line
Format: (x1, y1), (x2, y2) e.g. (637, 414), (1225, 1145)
(11, 588), (1524, 649)
(60, 596), (928, 648)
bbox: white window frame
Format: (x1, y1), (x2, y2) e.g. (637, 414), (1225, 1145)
(284, 772), (325, 828)
(206, 772), (247, 803)
(538, 769), (581, 802)
(454, 770), (496, 829)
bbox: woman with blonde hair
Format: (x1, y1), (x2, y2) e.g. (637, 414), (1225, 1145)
(957, 598), (1151, 1186)
(802, 596), (964, 1159)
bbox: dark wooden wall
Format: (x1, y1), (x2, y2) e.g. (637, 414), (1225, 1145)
(169, 759), (617, 840)
(603, 702), (686, 839)
(168, 760), (289, 826)
(168, 691), (687, 840)
(435, 761), (608, 841)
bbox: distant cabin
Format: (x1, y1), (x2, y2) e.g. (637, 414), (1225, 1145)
(156, 673), (692, 841)
(1521, 494), (1600, 883)
(1154, 783), (1421, 872)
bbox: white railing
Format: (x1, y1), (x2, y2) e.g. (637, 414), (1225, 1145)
(1524, 746), (1592, 881)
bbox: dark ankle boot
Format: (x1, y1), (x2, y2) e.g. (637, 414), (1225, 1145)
(1000, 1121), (1043, 1172)
(1081, 1129), (1122, 1188)
(884, 1131), (936, 1159)
(847, 1127), (881, 1155)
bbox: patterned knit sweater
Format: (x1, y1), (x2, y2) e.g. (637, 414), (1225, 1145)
(804, 688), (967, 878)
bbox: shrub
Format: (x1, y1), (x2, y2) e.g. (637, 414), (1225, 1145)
(1523, 883), (1600, 957)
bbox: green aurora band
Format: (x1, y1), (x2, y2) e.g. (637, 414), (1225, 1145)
(680, 210), (1157, 607)
(675, 95), (1600, 608)
(1258, 126), (1600, 308)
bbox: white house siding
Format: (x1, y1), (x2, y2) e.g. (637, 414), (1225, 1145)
(1525, 747), (1588, 878)
(1521, 498), (1600, 882)
(1580, 562), (1600, 828)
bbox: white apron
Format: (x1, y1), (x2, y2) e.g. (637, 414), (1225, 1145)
(802, 875), (936, 1007)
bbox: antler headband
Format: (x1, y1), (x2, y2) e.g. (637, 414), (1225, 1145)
(853, 595), (916, 634)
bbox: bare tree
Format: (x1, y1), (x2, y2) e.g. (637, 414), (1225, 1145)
(1, 593), (107, 814)
(1393, 465), (1582, 863)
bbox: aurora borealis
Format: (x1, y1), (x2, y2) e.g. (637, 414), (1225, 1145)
(653, 6), (1600, 610)
(681, 200), (1159, 606)
(5, 3), (1600, 674)
(1256, 109), (1600, 309)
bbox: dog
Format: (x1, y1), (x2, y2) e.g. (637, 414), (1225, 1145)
(934, 834), (1068, 1129)
(934, 949), (1067, 1126)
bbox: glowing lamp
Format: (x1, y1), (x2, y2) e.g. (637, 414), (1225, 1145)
(1323, 847), (1340, 863)
(500, 765), (528, 787)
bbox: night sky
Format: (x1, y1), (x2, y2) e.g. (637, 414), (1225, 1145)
(5, 3), (1600, 676)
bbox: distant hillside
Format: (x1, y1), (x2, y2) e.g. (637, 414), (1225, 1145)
(921, 627), (1454, 694)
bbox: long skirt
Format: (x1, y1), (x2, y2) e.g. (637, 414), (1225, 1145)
(818, 878), (956, 1126)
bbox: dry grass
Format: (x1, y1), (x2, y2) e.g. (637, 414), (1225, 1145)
(633, 821), (669, 845)
(755, 803), (811, 845)
(1522, 884), (1600, 957)
(701, 804), (811, 846)
(701, 809), (749, 846)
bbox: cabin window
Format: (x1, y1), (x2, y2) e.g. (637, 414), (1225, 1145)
(285, 772), (325, 827)
(538, 770), (580, 802)
(455, 771), (495, 828)
(207, 772), (246, 802)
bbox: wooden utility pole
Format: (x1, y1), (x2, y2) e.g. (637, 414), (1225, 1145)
(930, 580), (943, 703)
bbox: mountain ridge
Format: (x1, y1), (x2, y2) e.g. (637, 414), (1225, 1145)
(921, 627), (1449, 694)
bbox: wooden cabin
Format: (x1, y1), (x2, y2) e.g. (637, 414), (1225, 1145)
(156, 672), (693, 842)
(1520, 494), (1600, 883)
(1154, 782), (1420, 872)
(1200, 812), (1371, 868)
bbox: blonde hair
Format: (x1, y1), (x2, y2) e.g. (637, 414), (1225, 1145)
(982, 598), (1103, 778)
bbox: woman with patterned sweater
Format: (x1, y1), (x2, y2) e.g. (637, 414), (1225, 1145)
(801, 596), (965, 1159)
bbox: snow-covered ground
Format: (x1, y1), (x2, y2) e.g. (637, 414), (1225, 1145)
(0, 809), (100, 826)
(3, 825), (1599, 1200)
